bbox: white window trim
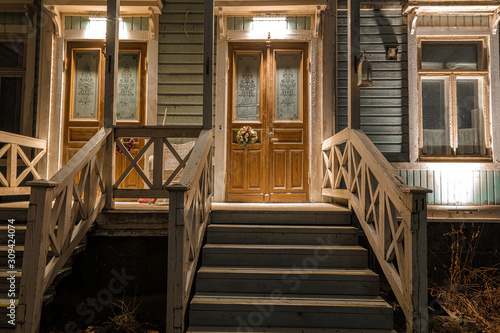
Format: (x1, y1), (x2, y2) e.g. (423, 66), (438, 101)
(408, 24), (500, 162)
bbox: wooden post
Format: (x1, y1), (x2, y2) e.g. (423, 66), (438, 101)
(103, 0), (119, 209)
(347, 0), (360, 129)
(407, 190), (429, 333)
(15, 181), (57, 333)
(322, 0), (337, 138)
(166, 185), (187, 333)
(203, 0), (214, 130)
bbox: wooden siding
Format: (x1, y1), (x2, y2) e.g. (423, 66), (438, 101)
(158, 0), (205, 126)
(0, 13), (27, 25)
(397, 169), (500, 206)
(337, 9), (408, 162)
(64, 16), (149, 31)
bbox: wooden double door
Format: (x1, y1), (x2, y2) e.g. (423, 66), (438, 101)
(63, 42), (147, 189)
(226, 42), (309, 202)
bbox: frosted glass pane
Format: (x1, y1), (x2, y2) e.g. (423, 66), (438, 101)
(72, 51), (99, 119)
(456, 78), (485, 155)
(276, 53), (300, 121)
(235, 54), (260, 121)
(421, 79), (450, 155)
(117, 53), (140, 120)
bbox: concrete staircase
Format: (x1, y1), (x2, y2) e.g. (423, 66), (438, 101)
(187, 204), (394, 332)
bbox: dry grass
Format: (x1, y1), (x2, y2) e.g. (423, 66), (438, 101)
(430, 224), (500, 333)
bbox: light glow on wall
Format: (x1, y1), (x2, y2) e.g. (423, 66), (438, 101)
(425, 163), (482, 205)
(250, 17), (287, 39)
(84, 17), (129, 39)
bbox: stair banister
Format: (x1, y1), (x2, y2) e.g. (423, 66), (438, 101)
(0, 131), (47, 196)
(166, 129), (213, 333)
(16, 127), (111, 333)
(322, 128), (431, 332)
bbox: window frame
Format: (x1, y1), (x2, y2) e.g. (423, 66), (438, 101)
(0, 36), (27, 135)
(417, 36), (492, 160)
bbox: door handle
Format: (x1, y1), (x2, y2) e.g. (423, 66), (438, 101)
(270, 132), (279, 141)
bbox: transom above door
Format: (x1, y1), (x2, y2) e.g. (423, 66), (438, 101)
(226, 42), (309, 202)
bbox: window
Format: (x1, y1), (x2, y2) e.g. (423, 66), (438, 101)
(0, 40), (25, 134)
(418, 39), (490, 158)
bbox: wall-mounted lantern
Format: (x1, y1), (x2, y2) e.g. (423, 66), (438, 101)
(357, 51), (372, 87)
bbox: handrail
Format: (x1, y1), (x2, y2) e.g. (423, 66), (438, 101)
(0, 130), (47, 196)
(166, 128), (213, 333)
(113, 125), (203, 199)
(16, 127), (112, 333)
(322, 128), (430, 333)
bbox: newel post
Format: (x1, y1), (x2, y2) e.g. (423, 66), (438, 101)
(404, 187), (431, 332)
(16, 180), (58, 333)
(166, 184), (188, 333)
(103, 0), (120, 209)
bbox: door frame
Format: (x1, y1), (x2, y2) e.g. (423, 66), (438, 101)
(214, 37), (324, 203)
(225, 42), (309, 202)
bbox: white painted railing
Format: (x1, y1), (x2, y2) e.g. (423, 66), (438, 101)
(113, 125), (202, 199)
(16, 127), (111, 333)
(322, 128), (430, 333)
(166, 129), (213, 333)
(0, 131), (47, 196)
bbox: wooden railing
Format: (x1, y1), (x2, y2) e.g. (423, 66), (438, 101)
(0, 131), (47, 196)
(166, 129), (213, 333)
(322, 128), (430, 333)
(114, 125), (202, 199)
(16, 128), (111, 333)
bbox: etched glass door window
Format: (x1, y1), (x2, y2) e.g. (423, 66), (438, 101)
(234, 53), (260, 121)
(117, 52), (140, 120)
(72, 51), (100, 120)
(275, 52), (301, 121)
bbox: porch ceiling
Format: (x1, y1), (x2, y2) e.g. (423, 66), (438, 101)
(215, 0), (327, 15)
(42, 0), (162, 15)
(0, 0), (38, 12)
(404, 0), (500, 14)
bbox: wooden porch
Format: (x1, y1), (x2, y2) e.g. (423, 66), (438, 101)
(0, 0), (430, 332)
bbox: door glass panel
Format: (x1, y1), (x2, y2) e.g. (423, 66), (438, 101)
(421, 78), (450, 155)
(456, 78), (485, 155)
(235, 54), (260, 121)
(72, 51), (100, 120)
(117, 52), (140, 120)
(275, 53), (301, 121)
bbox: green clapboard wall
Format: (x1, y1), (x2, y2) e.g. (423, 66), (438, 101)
(158, 0), (205, 126)
(337, 8), (408, 162)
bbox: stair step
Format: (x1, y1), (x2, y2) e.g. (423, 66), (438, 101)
(189, 293), (393, 329)
(187, 327), (396, 333)
(211, 205), (351, 225)
(202, 244), (368, 268)
(196, 266), (379, 295)
(207, 225), (358, 245)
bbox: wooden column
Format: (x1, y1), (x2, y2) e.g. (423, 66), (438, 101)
(322, 0), (337, 138)
(347, 0), (360, 129)
(203, 0), (214, 130)
(103, 0), (119, 209)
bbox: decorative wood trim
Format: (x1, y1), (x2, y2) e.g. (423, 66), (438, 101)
(148, 7), (158, 40)
(45, 6), (62, 38)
